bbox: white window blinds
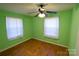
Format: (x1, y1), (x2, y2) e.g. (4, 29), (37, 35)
(44, 17), (59, 39)
(6, 17), (23, 40)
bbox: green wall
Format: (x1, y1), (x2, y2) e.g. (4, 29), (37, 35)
(32, 9), (72, 47)
(69, 4), (79, 55)
(0, 10), (32, 52)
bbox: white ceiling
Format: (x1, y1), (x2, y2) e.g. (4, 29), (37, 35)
(0, 3), (75, 15)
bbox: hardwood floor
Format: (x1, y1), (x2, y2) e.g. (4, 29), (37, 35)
(0, 39), (69, 56)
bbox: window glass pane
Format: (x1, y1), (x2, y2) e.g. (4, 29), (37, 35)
(6, 17), (23, 39)
(44, 17), (59, 38)
(16, 18), (23, 36)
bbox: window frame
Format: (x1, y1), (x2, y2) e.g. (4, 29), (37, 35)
(44, 16), (59, 39)
(6, 16), (23, 40)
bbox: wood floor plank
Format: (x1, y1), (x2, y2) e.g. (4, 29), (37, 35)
(0, 39), (69, 56)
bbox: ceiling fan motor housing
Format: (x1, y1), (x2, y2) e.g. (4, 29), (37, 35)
(39, 8), (45, 13)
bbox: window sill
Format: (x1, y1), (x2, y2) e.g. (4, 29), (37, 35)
(44, 35), (58, 39)
(8, 35), (23, 40)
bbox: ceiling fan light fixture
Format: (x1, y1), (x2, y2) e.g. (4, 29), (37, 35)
(38, 13), (45, 18)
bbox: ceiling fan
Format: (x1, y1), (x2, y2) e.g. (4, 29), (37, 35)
(28, 3), (57, 18)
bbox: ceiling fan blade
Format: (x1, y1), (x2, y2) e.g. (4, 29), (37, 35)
(26, 12), (38, 17)
(27, 11), (37, 14)
(34, 14), (38, 17)
(46, 11), (57, 14)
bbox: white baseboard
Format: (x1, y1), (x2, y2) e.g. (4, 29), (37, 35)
(0, 38), (31, 53)
(34, 38), (68, 48)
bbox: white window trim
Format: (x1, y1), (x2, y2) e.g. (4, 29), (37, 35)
(44, 17), (59, 39)
(6, 16), (23, 40)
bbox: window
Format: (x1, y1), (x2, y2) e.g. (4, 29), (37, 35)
(6, 17), (23, 40)
(44, 17), (59, 39)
